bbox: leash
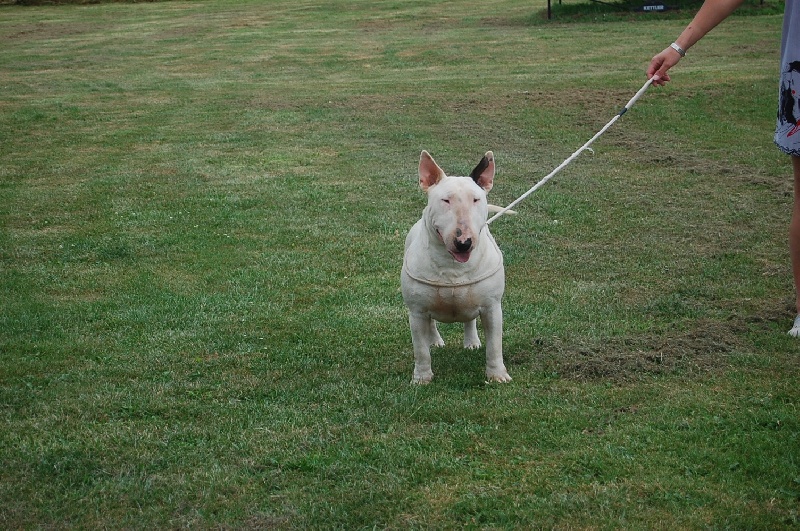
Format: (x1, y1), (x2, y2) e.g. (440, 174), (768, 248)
(485, 77), (655, 226)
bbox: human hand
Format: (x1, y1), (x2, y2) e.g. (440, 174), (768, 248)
(647, 46), (683, 86)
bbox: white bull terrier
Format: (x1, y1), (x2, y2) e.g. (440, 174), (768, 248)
(401, 150), (511, 384)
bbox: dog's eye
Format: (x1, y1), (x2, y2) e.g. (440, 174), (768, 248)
(474, 198), (481, 203)
(442, 199), (450, 204)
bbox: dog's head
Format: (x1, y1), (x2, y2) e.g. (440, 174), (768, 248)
(418, 150), (495, 263)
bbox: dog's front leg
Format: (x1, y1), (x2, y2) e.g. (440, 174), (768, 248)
(409, 313), (435, 384)
(482, 304), (511, 383)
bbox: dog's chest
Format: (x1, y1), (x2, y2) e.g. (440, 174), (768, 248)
(424, 285), (484, 323)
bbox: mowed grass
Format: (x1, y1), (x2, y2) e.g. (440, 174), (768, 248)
(1, 0), (798, 527)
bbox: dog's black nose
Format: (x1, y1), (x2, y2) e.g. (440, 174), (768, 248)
(455, 238), (472, 252)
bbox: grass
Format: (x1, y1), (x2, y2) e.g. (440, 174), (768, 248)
(1, 0), (799, 527)
(542, 0), (784, 22)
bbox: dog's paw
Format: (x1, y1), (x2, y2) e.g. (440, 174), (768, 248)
(485, 370), (512, 384)
(464, 338), (482, 350)
(411, 372), (434, 385)
(431, 337), (445, 348)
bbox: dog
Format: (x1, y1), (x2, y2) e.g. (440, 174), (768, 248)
(401, 150), (511, 384)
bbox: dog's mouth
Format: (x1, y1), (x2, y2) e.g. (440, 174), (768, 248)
(449, 250), (472, 263)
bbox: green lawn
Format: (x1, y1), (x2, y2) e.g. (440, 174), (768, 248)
(1, 0), (798, 527)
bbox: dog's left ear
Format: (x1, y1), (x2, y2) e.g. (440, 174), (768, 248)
(470, 151), (495, 192)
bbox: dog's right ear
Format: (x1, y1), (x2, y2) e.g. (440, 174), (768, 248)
(419, 150), (446, 192)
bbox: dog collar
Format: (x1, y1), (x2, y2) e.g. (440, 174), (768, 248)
(402, 236), (503, 288)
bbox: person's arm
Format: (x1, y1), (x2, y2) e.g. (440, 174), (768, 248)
(647, 0), (746, 85)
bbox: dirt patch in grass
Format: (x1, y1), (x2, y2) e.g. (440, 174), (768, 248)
(3, 20), (99, 40)
(520, 302), (795, 383)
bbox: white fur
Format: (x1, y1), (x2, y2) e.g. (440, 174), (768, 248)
(401, 150), (511, 384)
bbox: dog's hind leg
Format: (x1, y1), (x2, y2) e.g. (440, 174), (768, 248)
(429, 320), (445, 348)
(463, 319), (481, 349)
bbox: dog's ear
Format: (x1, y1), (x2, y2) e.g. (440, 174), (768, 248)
(419, 150), (446, 192)
(470, 151), (495, 192)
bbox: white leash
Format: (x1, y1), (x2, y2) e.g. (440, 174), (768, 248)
(485, 77), (654, 225)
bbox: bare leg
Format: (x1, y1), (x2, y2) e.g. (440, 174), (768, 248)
(788, 155), (800, 336)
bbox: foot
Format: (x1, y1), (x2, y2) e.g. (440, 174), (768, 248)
(412, 368), (434, 384)
(464, 337), (482, 350)
(485, 367), (512, 383)
(789, 315), (800, 337)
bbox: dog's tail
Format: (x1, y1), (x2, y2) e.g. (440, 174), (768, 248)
(488, 204), (517, 215)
